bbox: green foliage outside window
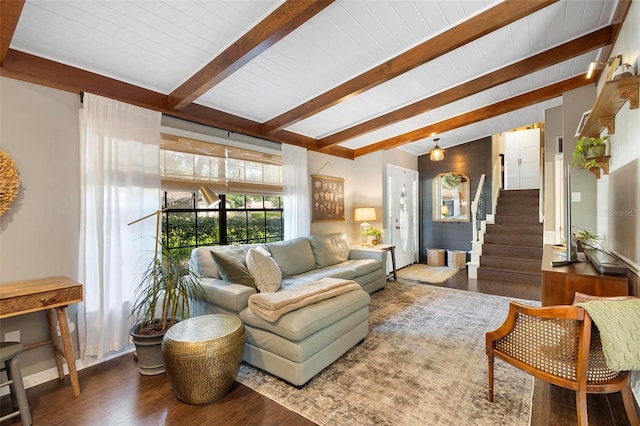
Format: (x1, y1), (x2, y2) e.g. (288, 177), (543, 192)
(162, 193), (283, 252)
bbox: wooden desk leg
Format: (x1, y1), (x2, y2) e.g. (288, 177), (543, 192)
(45, 309), (65, 380)
(56, 306), (81, 397)
(389, 247), (397, 280)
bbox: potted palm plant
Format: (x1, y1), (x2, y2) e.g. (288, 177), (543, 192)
(129, 241), (204, 375)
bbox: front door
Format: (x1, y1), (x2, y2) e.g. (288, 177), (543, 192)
(387, 165), (418, 270)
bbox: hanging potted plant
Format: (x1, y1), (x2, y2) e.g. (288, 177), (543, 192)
(129, 241), (204, 375)
(572, 135), (608, 169)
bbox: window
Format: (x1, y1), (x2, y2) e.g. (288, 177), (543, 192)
(159, 131), (284, 250)
(162, 192), (283, 251)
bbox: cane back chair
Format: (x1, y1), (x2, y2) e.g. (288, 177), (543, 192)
(486, 301), (639, 426)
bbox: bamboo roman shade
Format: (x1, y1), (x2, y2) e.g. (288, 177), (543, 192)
(160, 133), (282, 195)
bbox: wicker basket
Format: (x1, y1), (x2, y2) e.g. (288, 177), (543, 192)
(427, 248), (445, 266)
(447, 250), (467, 269)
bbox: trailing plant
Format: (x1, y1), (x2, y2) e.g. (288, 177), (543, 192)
(572, 135), (608, 169)
(130, 241), (204, 335)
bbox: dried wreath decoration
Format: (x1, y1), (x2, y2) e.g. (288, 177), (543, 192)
(0, 150), (21, 218)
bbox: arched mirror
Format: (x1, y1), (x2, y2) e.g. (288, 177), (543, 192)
(432, 172), (470, 222)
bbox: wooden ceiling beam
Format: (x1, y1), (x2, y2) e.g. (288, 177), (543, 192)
(169, 0), (333, 111)
(0, 49), (354, 160)
(354, 75), (592, 157)
(0, 0), (25, 66)
(262, 0), (558, 134)
(318, 26), (613, 150)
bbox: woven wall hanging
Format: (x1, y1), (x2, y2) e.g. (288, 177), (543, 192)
(0, 150), (21, 218)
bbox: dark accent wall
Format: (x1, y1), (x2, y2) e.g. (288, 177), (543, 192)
(418, 137), (492, 262)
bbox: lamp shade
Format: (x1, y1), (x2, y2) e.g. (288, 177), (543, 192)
(199, 186), (221, 207)
(354, 207), (376, 222)
(430, 137), (444, 161)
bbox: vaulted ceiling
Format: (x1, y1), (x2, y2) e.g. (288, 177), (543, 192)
(0, 0), (630, 159)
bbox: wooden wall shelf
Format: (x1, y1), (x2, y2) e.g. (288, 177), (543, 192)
(585, 156), (611, 179)
(579, 75), (640, 138)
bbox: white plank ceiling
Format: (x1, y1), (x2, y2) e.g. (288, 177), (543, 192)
(7, 0), (620, 156)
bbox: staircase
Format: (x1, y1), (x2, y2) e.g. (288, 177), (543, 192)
(476, 189), (543, 285)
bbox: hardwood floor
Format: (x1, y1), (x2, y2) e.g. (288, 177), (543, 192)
(2, 270), (637, 425)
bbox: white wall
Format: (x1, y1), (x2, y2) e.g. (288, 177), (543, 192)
(543, 105), (562, 235)
(562, 85), (597, 232)
(0, 77), (81, 376)
(595, 0), (640, 273)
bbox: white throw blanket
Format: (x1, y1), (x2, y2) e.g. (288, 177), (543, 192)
(248, 277), (361, 322)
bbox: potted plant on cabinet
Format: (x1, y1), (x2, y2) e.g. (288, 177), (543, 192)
(574, 229), (601, 252)
(129, 242), (204, 375)
(572, 135), (609, 175)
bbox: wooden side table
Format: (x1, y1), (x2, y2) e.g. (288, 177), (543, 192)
(0, 276), (83, 397)
(356, 244), (397, 280)
(540, 245), (628, 306)
(162, 314), (245, 404)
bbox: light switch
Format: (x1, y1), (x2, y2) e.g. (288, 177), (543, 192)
(571, 192), (581, 202)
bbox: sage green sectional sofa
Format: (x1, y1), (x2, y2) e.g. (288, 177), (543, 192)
(189, 232), (387, 385)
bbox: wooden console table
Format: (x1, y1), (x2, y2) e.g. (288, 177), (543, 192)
(541, 245), (628, 306)
(0, 276), (83, 397)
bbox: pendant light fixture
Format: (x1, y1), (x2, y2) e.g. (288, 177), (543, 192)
(430, 137), (444, 161)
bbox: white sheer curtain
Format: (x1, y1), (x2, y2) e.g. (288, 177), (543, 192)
(282, 144), (310, 239)
(78, 93), (161, 360)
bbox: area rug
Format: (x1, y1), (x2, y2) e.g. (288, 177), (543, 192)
(396, 263), (459, 283)
(236, 281), (537, 426)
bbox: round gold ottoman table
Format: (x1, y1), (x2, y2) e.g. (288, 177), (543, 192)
(162, 314), (245, 404)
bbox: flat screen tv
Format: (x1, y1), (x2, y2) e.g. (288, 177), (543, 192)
(552, 164), (578, 267)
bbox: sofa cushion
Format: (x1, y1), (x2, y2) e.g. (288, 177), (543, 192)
(267, 237), (316, 278)
(240, 287), (370, 341)
(209, 246), (256, 288)
(190, 246), (221, 279)
(309, 233), (350, 268)
(349, 258), (381, 276)
(199, 278), (256, 313)
(246, 247), (281, 293)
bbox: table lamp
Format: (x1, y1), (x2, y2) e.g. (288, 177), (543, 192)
(354, 207), (376, 245)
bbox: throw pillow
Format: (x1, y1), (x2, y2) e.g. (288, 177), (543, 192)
(310, 233), (350, 268)
(246, 247), (281, 293)
(209, 246), (256, 288)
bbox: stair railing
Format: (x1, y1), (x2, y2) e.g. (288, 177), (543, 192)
(471, 174), (486, 242)
(491, 154), (503, 217)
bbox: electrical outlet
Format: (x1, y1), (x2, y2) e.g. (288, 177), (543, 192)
(56, 321), (76, 336)
(4, 330), (20, 342)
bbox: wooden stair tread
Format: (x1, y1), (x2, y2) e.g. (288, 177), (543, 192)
(477, 265), (541, 276)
